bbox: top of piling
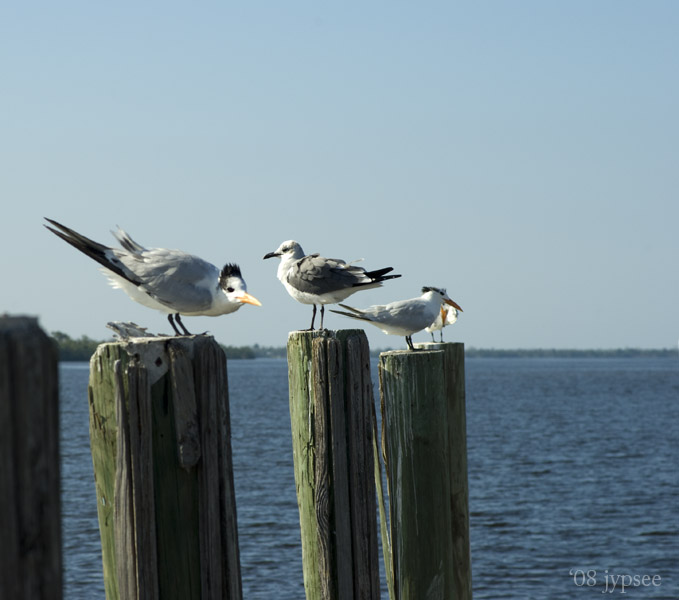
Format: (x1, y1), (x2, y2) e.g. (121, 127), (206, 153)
(0, 314), (41, 333)
(287, 329), (367, 343)
(91, 333), (224, 385)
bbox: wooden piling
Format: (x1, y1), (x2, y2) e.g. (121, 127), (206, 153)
(379, 342), (471, 600)
(287, 329), (380, 600)
(88, 335), (242, 600)
(0, 316), (62, 600)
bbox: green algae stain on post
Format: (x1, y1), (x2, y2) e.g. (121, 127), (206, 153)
(89, 343), (128, 600)
(286, 329), (380, 600)
(286, 330), (326, 599)
(380, 349), (453, 599)
(379, 342), (471, 600)
(88, 335), (242, 600)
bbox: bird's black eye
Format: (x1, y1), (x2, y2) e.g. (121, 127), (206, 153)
(227, 287), (235, 293)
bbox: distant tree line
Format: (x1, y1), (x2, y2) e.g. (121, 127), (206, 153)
(50, 332), (676, 362)
(463, 347), (677, 358)
(221, 344), (287, 359)
(51, 331), (105, 361)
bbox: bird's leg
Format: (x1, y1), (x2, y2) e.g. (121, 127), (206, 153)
(430, 332), (435, 342)
(168, 314), (182, 336)
(406, 335), (415, 351)
(319, 305), (325, 329)
(307, 305), (317, 331)
(174, 313), (192, 335)
(439, 331), (444, 343)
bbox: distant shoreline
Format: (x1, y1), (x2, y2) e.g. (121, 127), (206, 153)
(462, 347), (677, 359)
(50, 332), (677, 361)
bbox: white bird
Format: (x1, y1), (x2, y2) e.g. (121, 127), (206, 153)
(425, 304), (460, 342)
(45, 218), (261, 335)
(330, 286), (463, 350)
(263, 240), (401, 330)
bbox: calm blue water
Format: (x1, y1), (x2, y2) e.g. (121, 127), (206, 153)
(59, 356), (679, 599)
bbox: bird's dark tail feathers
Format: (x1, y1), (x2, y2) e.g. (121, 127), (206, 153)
(351, 267), (402, 290)
(44, 218), (137, 284)
(375, 273), (401, 282)
(365, 266), (400, 281)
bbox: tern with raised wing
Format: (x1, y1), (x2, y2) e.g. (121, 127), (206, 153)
(45, 218), (261, 335)
(425, 303), (460, 342)
(263, 240), (401, 330)
(330, 286), (463, 350)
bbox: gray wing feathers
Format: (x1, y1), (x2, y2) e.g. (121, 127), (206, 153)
(46, 218), (217, 313)
(287, 255), (373, 294)
(332, 299), (430, 327)
(124, 251), (217, 312)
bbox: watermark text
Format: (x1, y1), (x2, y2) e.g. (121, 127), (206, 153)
(569, 569), (662, 593)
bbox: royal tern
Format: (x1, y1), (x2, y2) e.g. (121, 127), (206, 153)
(330, 286), (463, 350)
(263, 240), (401, 330)
(44, 218), (261, 335)
(425, 304), (460, 342)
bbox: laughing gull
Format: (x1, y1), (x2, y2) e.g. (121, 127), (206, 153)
(45, 218), (261, 335)
(263, 240), (401, 330)
(330, 286), (463, 350)
(425, 303), (460, 342)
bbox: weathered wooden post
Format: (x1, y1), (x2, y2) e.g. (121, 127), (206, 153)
(287, 329), (380, 600)
(0, 316), (62, 600)
(88, 335), (242, 600)
(379, 342), (471, 600)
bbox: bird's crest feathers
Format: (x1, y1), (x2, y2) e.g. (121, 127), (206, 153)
(220, 263), (242, 280)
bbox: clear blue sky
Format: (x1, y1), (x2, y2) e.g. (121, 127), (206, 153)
(2, 1), (677, 349)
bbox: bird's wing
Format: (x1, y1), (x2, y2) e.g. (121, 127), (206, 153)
(114, 249), (217, 312)
(333, 298), (424, 324)
(364, 298), (434, 328)
(332, 297), (434, 336)
(286, 254), (368, 294)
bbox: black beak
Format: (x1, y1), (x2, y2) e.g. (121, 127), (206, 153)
(263, 251), (278, 260)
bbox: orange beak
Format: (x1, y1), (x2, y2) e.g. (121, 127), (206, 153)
(445, 298), (463, 312)
(237, 292), (262, 307)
